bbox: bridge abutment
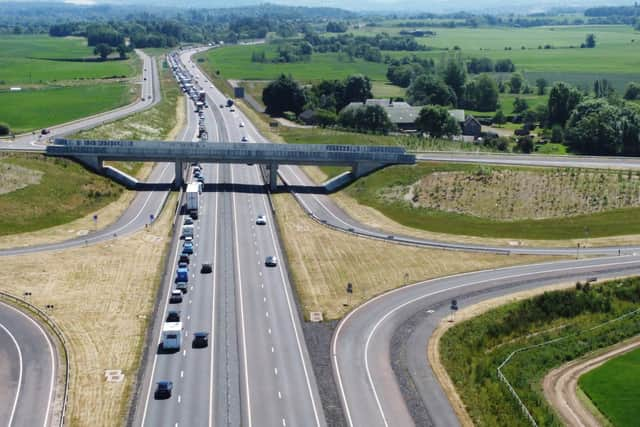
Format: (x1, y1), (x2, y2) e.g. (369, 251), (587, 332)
(269, 163), (278, 192)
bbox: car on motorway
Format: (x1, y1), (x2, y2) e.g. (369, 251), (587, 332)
(41, 128), (50, 135)
(239, 122), (245, 127)
(196, 176), (205, 183)
(184, 218), (193, 225)
(179, 254), (190, 264)
(219, 104), (224, 108)
(184, 235), (193, 243)
(169, 290), (183, 303)
(265, 256), (278, 267)
(182, 243), (193, 254)
(256, 215), (267, 225)
(229, 107), (235, 112)
(176, 281), (188, 293)
(166, 310), (180, 322)
(178, 261), (188, 269)
(201, 263), (213, 274)
(193, 332), (209, 348)
(241, 136), (248, 142)
(155, 381), (173, 399)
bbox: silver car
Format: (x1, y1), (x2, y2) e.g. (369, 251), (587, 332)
(265, 256), (278, 267)
(256, 215), (267, 225)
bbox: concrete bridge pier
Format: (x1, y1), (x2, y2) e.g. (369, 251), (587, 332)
(351, 161), (384, 178)
(75, 156), (103, 173)
(174, 160), (183, 189)
(269, 163), (278, 192)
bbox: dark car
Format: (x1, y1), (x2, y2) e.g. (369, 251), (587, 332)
(179, 254), (190, 264)
(201, 263), (213, 274)
(193, 332), (209, 348)
(166, 310), (180, 322)
(155, 381), (173, 399)
(40, 128), (50, 135)
(169, 290), (183, 304)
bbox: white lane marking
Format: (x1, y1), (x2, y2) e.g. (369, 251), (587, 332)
(178, 395), (181, 404)
(271, 346), (275, 353)
(180, 371), (184, 378)
(253, 167), (323, 426)
(263, 297), (267, 303)
(187, 315), (190, 320)
(268, 328), (271, 335)
(140, 210), (188, 426)
(0, 302), (56, 427)
(230, 166), (254, 427)
(265, 312), (269, 318)
(208, 162), (221, 427)
(278, 391), (282, 399)
(274, 368), (278, 376)
(261, 284), (264, 289)
(282, 418), (286, 426)
(332, 256), (640, 427)
(0, 321), (23, 427)
(183, 350), (186, 357)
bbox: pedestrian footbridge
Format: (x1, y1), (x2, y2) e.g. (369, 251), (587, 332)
(46, 138), (415, 191)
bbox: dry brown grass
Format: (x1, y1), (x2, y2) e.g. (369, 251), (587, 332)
(273, 192), (557, 320)
(0, 193), (175, 427)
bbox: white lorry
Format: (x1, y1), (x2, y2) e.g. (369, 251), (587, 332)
(162, 322), (182, 351)
(186, 182), (200, 218)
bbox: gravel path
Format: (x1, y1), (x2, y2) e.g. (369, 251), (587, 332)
(543, 336), (640, 427)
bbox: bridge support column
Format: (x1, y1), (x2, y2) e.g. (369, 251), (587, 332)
(74, 156), (103, 173)
(269, 163), (278, 192)
(174, 160), (183, 189)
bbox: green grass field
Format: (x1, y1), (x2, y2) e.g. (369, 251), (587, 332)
(0, 35), (137, 85)
(199, 44), (389, 82)
(343, 162), (640, 240)
(0, 154), (123, 236)
(0, 83), (133, 133)
(579, 347), (640, 427)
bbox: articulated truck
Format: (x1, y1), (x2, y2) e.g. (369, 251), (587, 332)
(162, 322), (182, 351)
(186, 182), (200, 218)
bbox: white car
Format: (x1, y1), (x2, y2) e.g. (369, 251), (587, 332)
(184, 236), (193, 243)
(265, 256), (278, 267)
(239, 122), (245, 127)
(241, 136), (248, 142)
(256, 215), (267, 225)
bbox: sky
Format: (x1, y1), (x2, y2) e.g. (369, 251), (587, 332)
(7, 0), (639, 13)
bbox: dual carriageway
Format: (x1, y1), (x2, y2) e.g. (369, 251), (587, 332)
(2, 46), (640, 427)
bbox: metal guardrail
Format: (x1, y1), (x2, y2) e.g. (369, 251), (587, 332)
(0, 290), (70, 427)
(497, 303), (640, 426)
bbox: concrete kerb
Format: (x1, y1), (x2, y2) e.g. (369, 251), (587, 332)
(0, 290), (70, 427)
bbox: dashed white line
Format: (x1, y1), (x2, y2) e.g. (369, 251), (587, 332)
(274, 368), (278, 376)
(183, 350), (186, 357)
(178, 395), (182, 404)
(180, 370), (184, 378)
(266, 311), (269, 318)
(278, 391), (282, 399)
(271, 346), (275, 353)
(268, 328), (272, 335)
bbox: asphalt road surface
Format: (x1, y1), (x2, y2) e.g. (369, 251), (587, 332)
(0, 302), (56, 427)
(135, 51), (325, 427)
(332, 255), (640, 427)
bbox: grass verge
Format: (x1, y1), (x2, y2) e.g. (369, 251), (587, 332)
(272, 191), (553, 320)
(0, 191), (176, 426)
(579, 346), (640, 427)
(439, 276), (640, 426)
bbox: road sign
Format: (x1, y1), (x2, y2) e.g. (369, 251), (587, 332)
(450, 299), (458, 311)
(149, 214), (155, 222)
(346, 283), (353, 294)
(93, 214), (98, 222)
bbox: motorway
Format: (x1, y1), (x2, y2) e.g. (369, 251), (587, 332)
(135, 51), (325, 427)
(0, 301), (56, 427)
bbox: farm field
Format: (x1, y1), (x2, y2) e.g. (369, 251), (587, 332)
(0, 83), (133, 133)
(579, 347), (640, 427)
(0, 35), (137, 86)
(0, 35), (140, 133)
(344, 162), (640, 240)
(199, 44), (389, 82)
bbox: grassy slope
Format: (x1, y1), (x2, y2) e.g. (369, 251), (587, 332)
(440, 277), (640, 426)
(0, 35), (136, 85)
(0, 83), (133, 133)
(344, 162), (640, 240)
(0, 154), (123, 236)
(579, 347), (640, 427)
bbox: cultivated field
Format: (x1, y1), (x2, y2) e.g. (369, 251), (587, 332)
(579, 346), (640, 427)
(0, 35), (139, 133)
(0, 83), (133, 134)
(0, 192), (176, 427)
(0, 35), (136, 86)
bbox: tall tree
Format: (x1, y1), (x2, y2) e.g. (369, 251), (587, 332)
(584, 33), (596, 48)
(93, 43), (113, 60)
(262, 74), (307, 116)
(415, 105), (461, 138)
(535, 78), (548, 95)
(407, 75), (456, 106)
(548, 82), (582, 127)
(509, 72), (525, 94)
(341, 75), (373, 109)
(464, 74), (499, 112)
(440, 56), (467, 104)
